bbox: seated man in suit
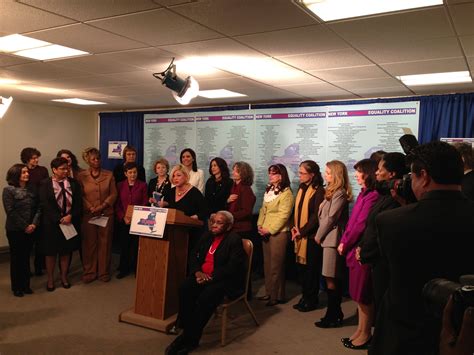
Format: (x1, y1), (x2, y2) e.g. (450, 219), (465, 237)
(165, 210), (246, 355)
(370, 141), (474, 355)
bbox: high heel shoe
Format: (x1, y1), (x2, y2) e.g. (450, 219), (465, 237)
(61, 281), (71, 289)
(46, 283), (55, 292)
(343, 337), (372, 350)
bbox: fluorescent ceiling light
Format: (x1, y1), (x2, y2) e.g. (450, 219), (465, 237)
(0, 78), (20, 85)
(52, 98), (107, 105)
(0, 96), (13, 119)
(299, 0), (443, 22)
(199, 89), (247, 98)
(15, 44), (89, 61)
(0, 34), (50, 53)
(396, 71), (472, 86)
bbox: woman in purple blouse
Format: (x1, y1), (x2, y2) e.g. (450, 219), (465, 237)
(337, 159), (379, 350)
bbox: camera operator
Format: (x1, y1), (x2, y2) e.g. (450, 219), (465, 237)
(440, 297), (474, 355)
(356, 152), (408, 311)
(369, 141), (474, 355)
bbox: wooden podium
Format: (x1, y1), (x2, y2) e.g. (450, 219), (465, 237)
(119, 208), (203, 333)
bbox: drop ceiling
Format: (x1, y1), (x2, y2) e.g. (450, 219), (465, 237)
(0, 0), (473, 110)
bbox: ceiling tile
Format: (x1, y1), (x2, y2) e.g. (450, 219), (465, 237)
(171, 0), (316, 36)
(18, 0), (161, 21)
(278, 49), (373, 71)
(329, 7), (453, 44)
(235, 25), (348, 57)
(88, 8), (223, 46)
(197, 76), (264, 91)
(381, 57), (468, 76)
(276, 82), (349, 95)
(449, 2), (474, 35)
(95, 48), (174, 71)
(0, 53), (35, 68)
(83, 84), (163, 97)
(0, 1), (75, 34)
(309, 65), (390, 82)
(460, 35), (474, 56)
(358, 37), (463, 63)
(102, 70), (160, 85)
(26, 24), (148, 54)
(50, 55), (145, 75)
(39, 75), (134, 90)
(352, 86), (413, 97)
(308, 92), (358, 101)
(335, 78), (405, 90)
(4, 62), (90, 82)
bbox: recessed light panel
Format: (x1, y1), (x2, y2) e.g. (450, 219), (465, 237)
(199, 89), (247, 98)
(15, 44), (89, 61)
(0, 34), (50, 53)
(300, 0), (443, 22)
(52, 98), (107, 105)
(396, 71), (472, 86)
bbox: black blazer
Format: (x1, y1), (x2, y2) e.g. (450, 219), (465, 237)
(358, 194), (400, 265)
(371, 190), (474, 355)
(189, 230), (246, 298)
(39, 177), (82, 229)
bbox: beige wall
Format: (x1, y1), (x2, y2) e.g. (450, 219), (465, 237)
(0, 100), (98, 248)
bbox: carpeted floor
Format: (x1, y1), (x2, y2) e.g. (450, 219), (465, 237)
(0, 252), (361, 354)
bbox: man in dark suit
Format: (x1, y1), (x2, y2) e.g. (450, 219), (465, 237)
(454, 142), (474, 201)
(165, 210), (246, 355)
(370, 141), (474, 355)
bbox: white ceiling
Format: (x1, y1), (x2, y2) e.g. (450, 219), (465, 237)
(0, 0), (473, 110)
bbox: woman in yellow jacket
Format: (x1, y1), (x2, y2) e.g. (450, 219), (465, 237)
(257, 163), (294, 306)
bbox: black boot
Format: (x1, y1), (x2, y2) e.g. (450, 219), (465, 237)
(314, 289), (343, 328)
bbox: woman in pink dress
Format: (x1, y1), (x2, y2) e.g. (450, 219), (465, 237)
(337, 159), (379, 350)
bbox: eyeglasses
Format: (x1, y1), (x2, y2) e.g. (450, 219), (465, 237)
(210, 220), (226, 225)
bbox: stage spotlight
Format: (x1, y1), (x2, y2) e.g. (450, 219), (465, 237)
(0, 96), (13, 119)
(153, 58), (199, 105)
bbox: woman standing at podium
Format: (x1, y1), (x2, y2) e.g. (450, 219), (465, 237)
(161, 164), (207, 252)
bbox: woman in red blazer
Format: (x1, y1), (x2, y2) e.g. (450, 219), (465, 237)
(115, 162), (148, 279)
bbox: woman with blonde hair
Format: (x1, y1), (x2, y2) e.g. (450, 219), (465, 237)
(314, 160), (352, 328)
(160, 164), (207, 253)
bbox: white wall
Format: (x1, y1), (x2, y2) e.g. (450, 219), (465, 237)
(0, 100), (98, 248)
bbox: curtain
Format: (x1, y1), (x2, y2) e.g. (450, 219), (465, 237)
(99, 111), (144, 171)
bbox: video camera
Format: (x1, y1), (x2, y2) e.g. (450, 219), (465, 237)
(423, 275), (474, 336)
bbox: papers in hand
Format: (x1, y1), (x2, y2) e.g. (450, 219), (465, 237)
(59, 223), (78, 240)
(88, 216), (109, 228)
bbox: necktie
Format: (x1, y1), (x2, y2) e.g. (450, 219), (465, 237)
(58, 181), (67, 216)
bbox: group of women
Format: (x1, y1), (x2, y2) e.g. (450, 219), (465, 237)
(3, 144), (408, 351)
(255, 153), (408, 351)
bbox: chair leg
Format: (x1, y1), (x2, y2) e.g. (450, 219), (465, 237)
(244, 299), (259, 326)
(221, 306), (228, 346)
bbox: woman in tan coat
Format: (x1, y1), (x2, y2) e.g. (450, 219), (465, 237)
(314, 160), (352, 328)
(257, 163), (294, 307)
(77, 147), (117, 283)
